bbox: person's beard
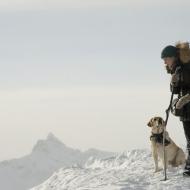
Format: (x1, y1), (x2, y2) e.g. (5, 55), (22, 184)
(165, 63), (177, 74)
(165, 65), (172, 74)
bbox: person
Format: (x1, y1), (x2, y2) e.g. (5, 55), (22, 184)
(161, 42), (190, 176)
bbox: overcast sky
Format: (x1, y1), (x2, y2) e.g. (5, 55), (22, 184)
(0, 0), (190, 161)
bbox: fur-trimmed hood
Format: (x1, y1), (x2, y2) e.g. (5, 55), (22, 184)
(176, 42), (190, 63)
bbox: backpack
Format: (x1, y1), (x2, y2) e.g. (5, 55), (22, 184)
(176, 42), (190, 64)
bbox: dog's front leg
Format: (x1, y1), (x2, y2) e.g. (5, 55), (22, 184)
(151, 142), (159, 172)
(153, 151), (159, 172)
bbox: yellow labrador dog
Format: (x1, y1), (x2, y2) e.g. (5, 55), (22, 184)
(147, 116), (185, 172)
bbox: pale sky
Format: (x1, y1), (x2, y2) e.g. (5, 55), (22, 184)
(0, 0), (190, 161)
(1, 0), (189, 11)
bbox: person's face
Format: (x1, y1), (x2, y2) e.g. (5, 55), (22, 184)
(163, 57), (176, 73)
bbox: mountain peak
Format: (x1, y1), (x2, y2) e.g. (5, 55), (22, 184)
(32, 133), (65, 153)
(46, 132), (64, 145)
(47, 132), (58, 141)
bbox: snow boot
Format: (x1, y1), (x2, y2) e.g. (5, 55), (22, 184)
(183, 156), (190, 176)
(183, 170), (190, 177)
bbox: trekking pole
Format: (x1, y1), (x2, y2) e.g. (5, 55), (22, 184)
(162, 66), (181, 181)
(162, 91), (174, 181)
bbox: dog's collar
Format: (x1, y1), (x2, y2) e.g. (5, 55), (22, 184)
(150, 132), (171, 146)
(151, 131), (163, 136)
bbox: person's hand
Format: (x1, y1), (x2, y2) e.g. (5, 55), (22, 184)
(171, 73), (180, 87)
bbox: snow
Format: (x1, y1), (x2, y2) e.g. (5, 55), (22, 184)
(0, 133), (114, 190)
(1, 133), (190, 190)
(31, 149), (190, 190)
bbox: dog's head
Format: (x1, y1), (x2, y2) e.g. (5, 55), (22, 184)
(147, 116), (165, 134)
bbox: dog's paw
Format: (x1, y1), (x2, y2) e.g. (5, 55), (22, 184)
(154, 168), (162, 173)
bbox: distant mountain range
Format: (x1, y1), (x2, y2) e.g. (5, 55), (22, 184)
(0, 133), (115, 190)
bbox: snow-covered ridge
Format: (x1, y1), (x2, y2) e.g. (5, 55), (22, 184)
(31, 149), (190, 190)
(30, 149), (151, 190)
(85, 149), (151, 169)
(2, 134), (188, 190)
(0, 133), (115, 190)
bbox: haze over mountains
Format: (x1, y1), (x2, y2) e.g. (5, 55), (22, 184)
(0, 133), (115, 190)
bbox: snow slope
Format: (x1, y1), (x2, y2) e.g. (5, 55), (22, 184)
(0, 133), (115, 190)
(31, 149), (190, 190)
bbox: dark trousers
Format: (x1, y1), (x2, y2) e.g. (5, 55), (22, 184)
(183, 121), (190, 155)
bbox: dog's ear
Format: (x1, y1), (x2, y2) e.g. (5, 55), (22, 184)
(161, 118), (166, 126)
(147, 119), (152, 127)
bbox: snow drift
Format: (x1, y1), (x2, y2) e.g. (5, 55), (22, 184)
(31, 149), (190, 190)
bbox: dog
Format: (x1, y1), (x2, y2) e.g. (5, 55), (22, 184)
(147, 116), (186, 172)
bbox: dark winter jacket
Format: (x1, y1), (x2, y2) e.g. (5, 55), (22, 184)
(170, 62), (190, 121)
